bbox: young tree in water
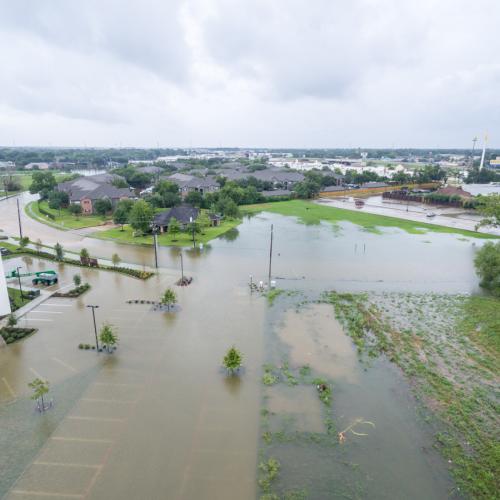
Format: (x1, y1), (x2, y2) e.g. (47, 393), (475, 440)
(168, 217), (181, 241)
(99, 323), (118, 353)
(35, 238), (43, 252)
(54, 242), (64, 260)
(80, 248), (90, 259)
(223, 346), (243, 373)
(160, 288), (177, 311)
(73, 274), (82, 287)
(28, 378), (50, 411)
(111, 253), (121, 267)
(19, 236), (30, 249)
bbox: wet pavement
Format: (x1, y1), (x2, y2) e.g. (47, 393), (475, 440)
(0, 203), (488, 499)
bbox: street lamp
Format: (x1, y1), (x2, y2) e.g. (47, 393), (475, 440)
(152, 226), (158, 269)
(16, 266), (23, 299)
(189, 216), (196, 248)
(180, 250), (184, 283)
(86, 305), (100, 351)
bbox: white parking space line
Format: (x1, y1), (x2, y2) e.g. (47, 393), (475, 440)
(2, 377), (16, 399)
(30, 368), (44, 380)
(52, 357), (77, 373)
(10, 490), (84, 499)
(81, 398), (136, 404)
(68, 416), (126, 423)
(42, 303), (73, 307)
(22, 318), (53, 322)
(51, 436), (113, 444)
(30, 311), (63, 314)
(33, 462), (100, 469)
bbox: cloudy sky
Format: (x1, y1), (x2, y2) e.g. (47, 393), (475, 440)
(0, 0), (499, 148)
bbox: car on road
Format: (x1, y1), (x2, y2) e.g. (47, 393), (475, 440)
(0, 247), (11, 256)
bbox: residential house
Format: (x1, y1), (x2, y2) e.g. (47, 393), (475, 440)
(165, 174), (220, 198)
(152, 205), (200, 233)
(57, 173), (135, 214)
(24, 162), (50, 170)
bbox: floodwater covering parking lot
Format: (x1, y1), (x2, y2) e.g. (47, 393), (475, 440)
(0, 206), (491, 499)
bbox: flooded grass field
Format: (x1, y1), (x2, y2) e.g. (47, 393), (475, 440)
(1, 209), (498, 499)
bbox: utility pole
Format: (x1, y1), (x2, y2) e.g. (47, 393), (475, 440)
(16, 266), (23, 299)
(268, 224), (273, 285)
(180, 251), (184, 282)
(86, 305), (100, 351)
(153, 230), (158, 269)
(189, 216), (196, 248)
(16, 198), (23, 239)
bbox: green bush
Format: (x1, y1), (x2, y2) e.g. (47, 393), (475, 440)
(474, 241), (500, 297)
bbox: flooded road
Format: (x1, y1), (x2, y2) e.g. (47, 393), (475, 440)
(0, 206), (486, 498)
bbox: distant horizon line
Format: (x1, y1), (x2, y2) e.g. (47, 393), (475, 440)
(1, 145), (499, 151)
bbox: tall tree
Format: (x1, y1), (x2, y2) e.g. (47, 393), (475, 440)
(474, 241), (500, 297)
(129, 200), (154, 234)
(29, 171), (57, 198)
(476, 194), (500, 230)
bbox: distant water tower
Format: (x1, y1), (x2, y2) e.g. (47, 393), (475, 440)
(0, 254), (11, 317)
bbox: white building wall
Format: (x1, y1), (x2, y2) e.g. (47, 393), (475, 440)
(0, 254), (11, 316)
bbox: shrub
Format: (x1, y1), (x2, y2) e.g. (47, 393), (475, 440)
(223, 346), (243, 373)
(474, 241), (500, 297)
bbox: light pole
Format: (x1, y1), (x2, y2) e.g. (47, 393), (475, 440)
(189, 216), (196, 248)
(86, 305), (100, 351)
(180, 251), (184, 282)
(152, 227), (158, 269)
(17, 198), (23, 239)
(16, 266), (23, 299)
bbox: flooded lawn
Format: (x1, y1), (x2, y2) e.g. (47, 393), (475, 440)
(0, 209), (493, 499)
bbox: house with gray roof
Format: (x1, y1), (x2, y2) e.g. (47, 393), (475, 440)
(165, 174), (220, 198)
(152, 205), (200, 233)
(57, 174), (135, 214)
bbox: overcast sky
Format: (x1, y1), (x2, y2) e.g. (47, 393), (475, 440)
(0, 0), (499, 148)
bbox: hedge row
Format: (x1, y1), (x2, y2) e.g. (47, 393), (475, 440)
(37, 202), (56, 220)
(10, 248), (154, 280)
(1, 327), (37, 344)
(53, 283), (91, 298)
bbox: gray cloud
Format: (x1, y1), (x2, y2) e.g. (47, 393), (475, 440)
(0, 0), (498, 146)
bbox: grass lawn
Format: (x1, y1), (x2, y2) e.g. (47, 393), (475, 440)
(243, 200), (498, 239)
(7, 287), (32, 311)
(92, 218), (241, 247)
(26, 201), (110, 230)
(0, 171), (72, 194)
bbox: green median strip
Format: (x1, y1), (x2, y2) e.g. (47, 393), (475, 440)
(243, 200), (498, 239)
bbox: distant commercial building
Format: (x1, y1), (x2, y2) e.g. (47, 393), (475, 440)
(490, 157), (500, 168)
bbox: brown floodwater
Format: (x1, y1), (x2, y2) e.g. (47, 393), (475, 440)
(0, 205), (482, 498)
